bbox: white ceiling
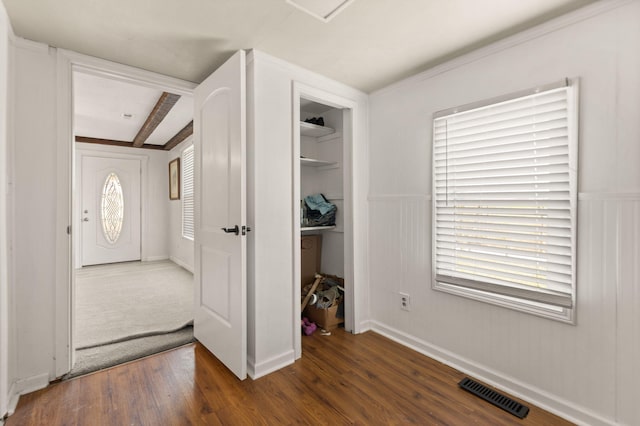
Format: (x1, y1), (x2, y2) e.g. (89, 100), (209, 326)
(6, 0), (597, 145)
(3, 0), (596, 93)
(73, 71), (193, 145)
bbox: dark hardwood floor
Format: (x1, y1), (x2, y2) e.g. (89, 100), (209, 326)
(7, 329), (572, 425)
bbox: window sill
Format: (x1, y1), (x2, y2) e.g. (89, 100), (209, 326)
(433, 280), (575, 324)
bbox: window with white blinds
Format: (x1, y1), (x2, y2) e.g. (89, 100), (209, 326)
(182, 145), (195, 240)
(432, 80), (577, 319)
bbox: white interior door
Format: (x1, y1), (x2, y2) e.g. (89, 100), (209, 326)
(81, 156), (141, 266)
(194, 50), (247, 379)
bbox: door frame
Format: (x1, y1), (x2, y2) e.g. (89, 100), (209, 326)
(55, 49), (196, 377)
(292, 82), (358, 359)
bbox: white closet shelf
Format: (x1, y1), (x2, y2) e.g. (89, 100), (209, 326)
(300, 157), (337, 167)
(300, 121), (336, 137)
(301, 225), (336, 232)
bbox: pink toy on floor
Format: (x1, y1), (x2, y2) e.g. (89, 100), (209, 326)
(301, 317), (317, 335)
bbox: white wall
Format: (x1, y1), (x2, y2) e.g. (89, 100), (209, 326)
(9, 38), (57, 395)
(368, 2), (640, 425)
(168, 137), (194, 272)
(247, 51), (369, 377)
(74, 143), (171, 266)
(0, 0), (13, 416)
(8, 39), (189, 401)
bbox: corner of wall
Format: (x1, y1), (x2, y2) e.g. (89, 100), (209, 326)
(370, 321), (617, 426)
(247, 349), (295, 380)
(0, 1), (14, 418)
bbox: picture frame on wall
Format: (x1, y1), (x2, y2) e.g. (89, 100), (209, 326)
(169, 158), (180, 200)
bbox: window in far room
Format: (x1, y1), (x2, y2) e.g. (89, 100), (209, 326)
(182, 144), (195, 240)
(432, 79), (578, 322)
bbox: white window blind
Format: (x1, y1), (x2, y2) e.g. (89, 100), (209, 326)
(182, 145), (195, 240)
(433, 80), (577, 310)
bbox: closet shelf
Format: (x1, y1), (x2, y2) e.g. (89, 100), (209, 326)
(300, 157), (337, 168)
(300, 121), (336, 138)
(301, 225), (336, 232)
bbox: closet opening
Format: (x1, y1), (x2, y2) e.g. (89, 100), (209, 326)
(294, 89), (354, 358)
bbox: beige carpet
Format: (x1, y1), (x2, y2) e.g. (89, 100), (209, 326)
(66, 327), (194, 379)
(75, 260), (194, 349)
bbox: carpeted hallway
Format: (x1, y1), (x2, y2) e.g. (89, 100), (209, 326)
(67, 259), (194, 378)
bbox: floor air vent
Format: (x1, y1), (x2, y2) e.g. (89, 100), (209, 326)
(458, 377), (529, 419)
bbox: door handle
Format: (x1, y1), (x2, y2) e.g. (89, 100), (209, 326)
(221, 225), (239, 235)
(83, 218), (89, 222)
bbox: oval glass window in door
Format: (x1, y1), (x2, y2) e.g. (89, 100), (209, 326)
(101, 172), (124, 244)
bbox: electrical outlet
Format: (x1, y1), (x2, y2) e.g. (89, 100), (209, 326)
(399, 292), (411, 311)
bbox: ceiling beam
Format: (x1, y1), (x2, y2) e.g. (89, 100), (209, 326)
(132, 92), (181, 148)
(76, 136), (166, 150)
(163, 121), (193, 151)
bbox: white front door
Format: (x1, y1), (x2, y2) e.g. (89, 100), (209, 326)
(81, 156), (141, 266)
(193, 50), (247, 379)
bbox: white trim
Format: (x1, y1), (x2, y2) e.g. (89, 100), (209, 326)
(578, 192), (640, 201)
(247, 350), (294, 380)
(357, 319), (374, 333)
(6, 373), (49, 416)
(55, 48), (196, 379)
(371, 0), (633, 97)
(368, 194), (431, 201)
(370, 321), (617, 426)
(143, 255), (170, 262)
(6, 383), (17, 416)
(60, 49), (197, 95)
(0, 5), (13, 418)
(169, 256), (194, 274)
(54, 45), (74, 379)
(10, 37), (48, 53)
(434, 282), (574, 323)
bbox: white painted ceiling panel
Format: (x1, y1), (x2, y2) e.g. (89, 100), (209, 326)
(73, 71), (193, 145)
(146, 96), (193, 145)
(285, 0), (355, 22)
(73, 72), (162, 142)
(4, 0), (596, 93)
(35, 0), (595, 145)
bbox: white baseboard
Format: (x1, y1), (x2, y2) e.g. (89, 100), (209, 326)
(248, 350), (295, 380)
(143, 255), (169, 262)
(357, 319), (373, 333)
(6, 382), (17, 417)
(370, 321), (616, 426)
(169, 256), (194, 273)
(7, 373), (49, 416)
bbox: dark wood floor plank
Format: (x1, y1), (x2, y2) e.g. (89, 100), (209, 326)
(6, 329), (573, 425)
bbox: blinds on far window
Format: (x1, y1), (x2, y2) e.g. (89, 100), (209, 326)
(433, 82), (576, 308)
(182, 145), (195, 240)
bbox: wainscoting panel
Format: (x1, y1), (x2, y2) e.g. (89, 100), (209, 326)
(614, 197), (639, 425)
(368, 193), (639, 425)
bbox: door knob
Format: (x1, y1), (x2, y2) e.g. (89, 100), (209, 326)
(83, 218), (89, 222)
(221, 225), (239, 235)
